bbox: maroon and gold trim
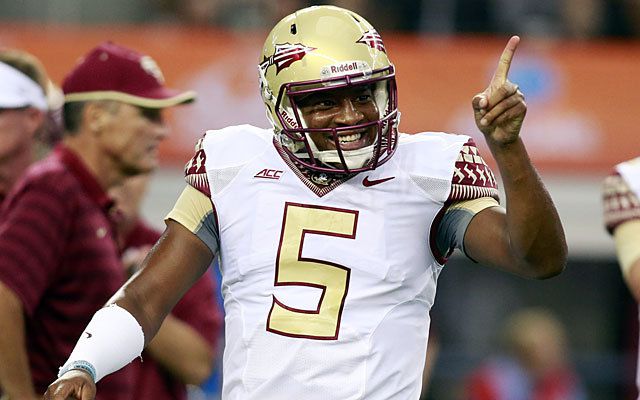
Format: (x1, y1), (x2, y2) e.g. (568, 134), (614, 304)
(603, 171), (640, 234)
(273, 138), (354, 197)
(184, 138), (211, 197)
(64, 90), (196, 108)
(449, 139), (499, 202)
(266, 202), (356, 340)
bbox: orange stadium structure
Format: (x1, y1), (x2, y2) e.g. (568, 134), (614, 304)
(1, 24), (638, 174)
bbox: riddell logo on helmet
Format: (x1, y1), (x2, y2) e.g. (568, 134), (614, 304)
(260, 43), (316, 75)
(320, 61), (370, 79)
(331, 62), (358, 74)
(279, 110), (297, 128)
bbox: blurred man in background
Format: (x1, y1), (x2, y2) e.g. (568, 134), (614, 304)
(0, 49), (56, 207)
(466, 308), (586, 400)
(0, 42), (195, 399)
(603, 157), (640, 397)
(110, 174), (221, 400)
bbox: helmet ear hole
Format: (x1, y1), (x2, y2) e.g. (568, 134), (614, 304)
(290, 24), (297, 34)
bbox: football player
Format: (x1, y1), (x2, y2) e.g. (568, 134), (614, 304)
(602, 157), (640, 393)
(44, 5), (566, 400)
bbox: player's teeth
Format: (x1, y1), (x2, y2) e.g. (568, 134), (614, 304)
(339, 133), (362, 143)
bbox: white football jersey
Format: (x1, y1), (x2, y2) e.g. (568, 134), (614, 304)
(183, 125), (497, 400)
(617, 158), (640, 199)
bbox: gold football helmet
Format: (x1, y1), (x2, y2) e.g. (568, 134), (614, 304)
(259, 5), (399, 174)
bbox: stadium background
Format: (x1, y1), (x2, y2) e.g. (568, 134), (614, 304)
(1, 1), (639, 398)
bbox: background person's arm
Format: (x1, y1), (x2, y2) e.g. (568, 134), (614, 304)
(111, 220), (214, 347)
(44, 220), (214, 400)
(625, 261), (640, 302)
(145, 314), (214, 385)
(0, 282), (39, 400)
(613, 220), (640, 301)
(0, 174), (74, 400)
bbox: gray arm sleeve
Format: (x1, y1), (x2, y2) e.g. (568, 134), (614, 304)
(165, 185), (220, 256)
(436, 197), (500, 258)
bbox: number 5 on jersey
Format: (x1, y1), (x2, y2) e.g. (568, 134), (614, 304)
(267, 202), (358, 340)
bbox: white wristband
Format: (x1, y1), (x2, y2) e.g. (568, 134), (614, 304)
(58, 360), (97, 382)
(59, 304), (145, 382)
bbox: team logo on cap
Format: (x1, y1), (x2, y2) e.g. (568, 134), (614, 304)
(140, 56), (165, 84)
(260, 43), (315, 75)
(356, 30), (386, 53)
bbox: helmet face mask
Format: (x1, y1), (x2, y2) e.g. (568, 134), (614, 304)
(259, 5), (399, 175)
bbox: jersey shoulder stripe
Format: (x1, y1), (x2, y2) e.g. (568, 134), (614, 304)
(449, 138), (499, 202)
(185, 137), (210, 196)
(184, 125), (272, 197)
(603, 166), (640, 234)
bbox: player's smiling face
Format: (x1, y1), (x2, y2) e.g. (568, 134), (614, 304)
(297, 84), (379, 152)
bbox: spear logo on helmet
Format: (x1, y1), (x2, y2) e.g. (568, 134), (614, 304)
(259, 43), (316, 75)
(356, 30), (386, 53)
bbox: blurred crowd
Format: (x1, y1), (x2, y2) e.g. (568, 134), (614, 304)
(0, 0), (639, 38)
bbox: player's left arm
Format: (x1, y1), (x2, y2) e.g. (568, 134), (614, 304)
(464, 36), (567, 279)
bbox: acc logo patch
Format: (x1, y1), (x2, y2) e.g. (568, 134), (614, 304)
(254, 168), (284, 180)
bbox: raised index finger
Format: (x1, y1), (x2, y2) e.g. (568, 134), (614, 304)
(490, 35), (520, 85)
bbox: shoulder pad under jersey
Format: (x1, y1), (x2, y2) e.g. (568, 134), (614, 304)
(395, 132), (469, 177)
(394, 132), (497, 203)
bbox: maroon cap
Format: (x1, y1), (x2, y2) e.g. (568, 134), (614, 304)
(62, 42), (196, 108)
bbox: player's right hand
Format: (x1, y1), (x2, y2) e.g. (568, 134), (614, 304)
(43, 370), (96, 400)
(471, 35), (526, 147)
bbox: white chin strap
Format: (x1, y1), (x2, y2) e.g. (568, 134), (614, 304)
(301, 135), (375, 170)
(313, 145), (374, 169)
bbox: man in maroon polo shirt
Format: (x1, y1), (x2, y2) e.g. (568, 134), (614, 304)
(0, 42), (195, 399)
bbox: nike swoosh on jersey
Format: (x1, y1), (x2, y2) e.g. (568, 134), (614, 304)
(362, 176), (395, 187)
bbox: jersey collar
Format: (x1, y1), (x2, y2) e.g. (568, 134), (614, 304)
(272, 138), (356, 197)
